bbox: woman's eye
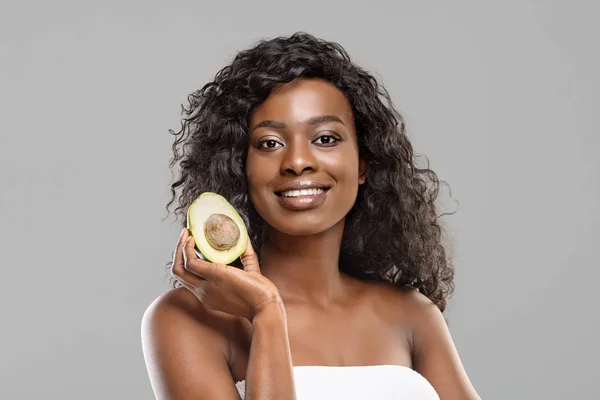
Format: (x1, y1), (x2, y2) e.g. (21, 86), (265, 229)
(314, 135), (339, 145)
(258, 139), (283, 149)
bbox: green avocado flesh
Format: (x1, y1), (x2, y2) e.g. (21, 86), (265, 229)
(186, 192), (248, 264)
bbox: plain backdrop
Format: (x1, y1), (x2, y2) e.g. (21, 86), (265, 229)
(1, 1), (598, 399)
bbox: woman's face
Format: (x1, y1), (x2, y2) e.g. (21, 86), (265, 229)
(246, 78), (366, 236)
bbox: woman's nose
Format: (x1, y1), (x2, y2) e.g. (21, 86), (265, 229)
(280, 137), (318, 175)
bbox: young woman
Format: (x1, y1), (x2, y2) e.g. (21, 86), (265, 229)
(142, 32), (481, 400)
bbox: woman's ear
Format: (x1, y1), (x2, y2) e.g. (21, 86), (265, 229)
(358, 158), (367, 184)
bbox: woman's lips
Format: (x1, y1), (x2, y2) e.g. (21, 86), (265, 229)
(275, 189), (329, 210)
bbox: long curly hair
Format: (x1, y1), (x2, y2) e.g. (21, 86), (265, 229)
(165, 32), (457, 312)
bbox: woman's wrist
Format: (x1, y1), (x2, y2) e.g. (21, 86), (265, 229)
(251, 297), (287, 325)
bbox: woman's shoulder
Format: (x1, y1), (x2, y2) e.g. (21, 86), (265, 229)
(371, 279), (436, 304)
(363, 280), (440, 327)
(141, 289), (254, 397)
(141, 287), (243, 361)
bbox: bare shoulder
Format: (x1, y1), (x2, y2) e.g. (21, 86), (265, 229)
(142, 286), (241, 340)
(389, 285), (442, 320)
(361, 280), (432, 319)
(366, 282), (481, 399)
(366, 281), (445, 323)
(366, 282), (454, 360)
(141, 287), (245, 400)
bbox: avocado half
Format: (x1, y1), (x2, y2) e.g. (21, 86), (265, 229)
(186, 192), (248, 265)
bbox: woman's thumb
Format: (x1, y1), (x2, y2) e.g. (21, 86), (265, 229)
(240, 236), (261, 274)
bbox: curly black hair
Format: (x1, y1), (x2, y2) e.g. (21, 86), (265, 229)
(165, 32), (457, 312)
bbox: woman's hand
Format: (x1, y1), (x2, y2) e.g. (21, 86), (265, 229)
(171, 228), (282, 321)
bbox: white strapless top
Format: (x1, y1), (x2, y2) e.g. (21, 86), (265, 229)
(235, 365), (440, 399)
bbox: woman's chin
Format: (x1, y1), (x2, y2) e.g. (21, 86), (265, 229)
(266, 218), (345, 238)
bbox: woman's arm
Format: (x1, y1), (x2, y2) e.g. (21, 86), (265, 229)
(141, 288), (297, 400)
(141, 229), (297, 399)
(244, 299), (296, 399)
(407, 290), (482, 400)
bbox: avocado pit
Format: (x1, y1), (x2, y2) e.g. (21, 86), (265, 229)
(204, 213), (240, 250)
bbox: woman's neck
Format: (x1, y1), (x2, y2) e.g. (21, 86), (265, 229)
(258, 219), (349, 307)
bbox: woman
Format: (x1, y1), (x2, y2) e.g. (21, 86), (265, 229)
(142, 32), (481, 399)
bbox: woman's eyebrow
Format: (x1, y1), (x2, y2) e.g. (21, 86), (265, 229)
(251, 120), (286, 132)
(306, 115), (345, 126)
(251, 115), (345, 133)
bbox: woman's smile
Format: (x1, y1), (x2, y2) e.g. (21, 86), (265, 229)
(275, 186), (330, 210)
(274, 180), (332, 211)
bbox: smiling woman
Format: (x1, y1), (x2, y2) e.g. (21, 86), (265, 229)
(141, 32), (481, 400)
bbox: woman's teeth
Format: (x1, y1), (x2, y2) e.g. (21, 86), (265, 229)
(281, 188), (325, 197)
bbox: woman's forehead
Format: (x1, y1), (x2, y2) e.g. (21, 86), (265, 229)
(249, 78), (354, 127)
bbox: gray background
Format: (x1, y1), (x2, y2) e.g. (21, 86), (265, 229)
(1, 1), (598, 399)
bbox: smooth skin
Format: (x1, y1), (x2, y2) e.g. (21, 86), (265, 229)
(141, 78), (481, 399)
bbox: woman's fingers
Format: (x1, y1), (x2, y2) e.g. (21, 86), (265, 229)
(240, 237), (261, 274)
(171, 228), (189, 271)
(182, 235), (225, 282)
(171, 228), (237, 300)
(171, 228), (206, 289)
